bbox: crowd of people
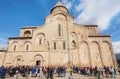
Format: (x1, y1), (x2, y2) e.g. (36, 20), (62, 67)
(0, 65), (67, 79)
(73, 66), (117, 78)
(0, 65), (118, 78)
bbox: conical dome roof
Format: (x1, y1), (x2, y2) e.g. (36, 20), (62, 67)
(55, 1), (64, 7)
(50, 1), (68, 14)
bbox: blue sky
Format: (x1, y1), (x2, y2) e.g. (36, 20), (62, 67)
(0, 0), (120, 53)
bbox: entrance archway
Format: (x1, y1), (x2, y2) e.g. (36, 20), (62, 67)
(34, 54), (43, 66)
(36, 60), (41, 65)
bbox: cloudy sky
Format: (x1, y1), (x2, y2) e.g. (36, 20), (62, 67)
(0, 0), (120, 54)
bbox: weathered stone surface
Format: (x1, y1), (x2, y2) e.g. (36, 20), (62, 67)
(0, 2), (118, 69)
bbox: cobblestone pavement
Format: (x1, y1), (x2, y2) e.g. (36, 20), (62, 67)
(2, 73), (120, 79)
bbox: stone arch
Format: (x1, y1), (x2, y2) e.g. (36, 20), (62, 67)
(34, 54), (43, 59)
(33, 54), (44, 66)
(79, 41), (89, 45)
(34, 33), (46, 51)
(23, 41), (32, 45)
(11, 41), (19, 45)
(70, 32), (78, 49)
(35, 33), (45, 45)
(71, 32), (77, 39)
(101, 41), (113, 66)
(52, 13), (67, 26)
(90, 41), (102, 67)
(53, 13), (67, 21)
(23, 41), (32, 51)
(35, 33), (45, 37)
(51, 6), (68, 14)
(103, 41), (111, 46)
(11, 41), (19, 51)
(14, 55), (24, 66)
(91, 41), (100, 46)
(79, 41), (90, 67)
(24, 30), (31, 37)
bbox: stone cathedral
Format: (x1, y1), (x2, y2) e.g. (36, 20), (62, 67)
(0, 2), (118, 68)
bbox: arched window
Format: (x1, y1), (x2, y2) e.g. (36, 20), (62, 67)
(72, 40), (76, 47)
(26, 45), (29, 51)
(14, 45), (16, 51)
(39, 39), (41, 44)
(54, 42), (56, 50)
(63, 42), (66, 49)
(35, 33), (45, 46)
(24, 30), (31, 37)
(58, 24), (61, 36)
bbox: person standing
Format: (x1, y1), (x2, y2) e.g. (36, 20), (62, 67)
(109, 66), (115, 78)
(68, 67), (73, 79)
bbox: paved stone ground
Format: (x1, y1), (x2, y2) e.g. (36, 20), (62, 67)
(2, 73), (120, 79)
(53, 73), (120, 79)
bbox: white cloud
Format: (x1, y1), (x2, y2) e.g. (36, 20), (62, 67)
(0, 38), (7, 42)
(61, 0), (72, 9)
(112, 41), (120, 54)
(0, 38), (7, 50)
(0, 44), (7, 50)
(71, 0), (120, 31)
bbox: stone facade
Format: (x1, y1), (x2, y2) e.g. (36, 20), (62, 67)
(0, 2), (118, 69)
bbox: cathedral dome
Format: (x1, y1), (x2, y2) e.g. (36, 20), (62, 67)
(50, 1), (68, 14)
